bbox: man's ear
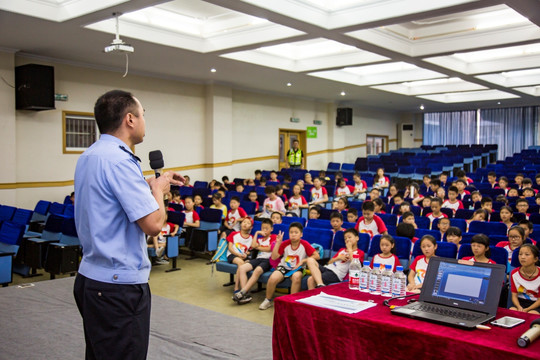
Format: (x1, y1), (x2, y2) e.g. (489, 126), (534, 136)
(125, 112), (135, 129)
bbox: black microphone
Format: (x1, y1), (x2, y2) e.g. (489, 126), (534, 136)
(518, 318), (540, 348)
(149, 150), (164, 178)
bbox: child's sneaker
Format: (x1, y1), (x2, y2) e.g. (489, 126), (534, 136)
(155, 257), (169, 265)
(156, 246), (165, 258)
(259, 298), (273, 310)
(232, 291), (243, 303)
(238, 294), (252, 305)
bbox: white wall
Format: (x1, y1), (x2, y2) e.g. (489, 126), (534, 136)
(0, 52), (407, 208)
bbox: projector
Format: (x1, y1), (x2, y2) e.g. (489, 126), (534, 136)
(104, 40), (134, 53)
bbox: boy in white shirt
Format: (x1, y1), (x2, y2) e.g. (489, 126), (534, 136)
(355, 201), (388, 238)
(259, 222), (319, 310)
(226, 217), (254, 267)
(233, 219), (276, 304)
(441, 186), (464, 215)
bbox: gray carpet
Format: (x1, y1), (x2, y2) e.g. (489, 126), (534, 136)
(0, 277), (271, 360)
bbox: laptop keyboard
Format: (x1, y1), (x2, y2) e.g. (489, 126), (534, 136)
(416, 303), (482, 321)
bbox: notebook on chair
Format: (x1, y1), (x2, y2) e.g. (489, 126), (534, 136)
(391, 257), (506, 329)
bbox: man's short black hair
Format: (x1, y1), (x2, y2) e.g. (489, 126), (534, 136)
(94, 90), (138, 134)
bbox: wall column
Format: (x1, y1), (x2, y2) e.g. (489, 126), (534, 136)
(205, 84), (233, 180)
(0, 51), (17, 205)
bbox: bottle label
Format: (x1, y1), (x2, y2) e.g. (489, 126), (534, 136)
(349, 270), (360, 287)
(359, 273), (368, 289)
(369, 274), (377, 291)
(381, 276), (391, 293)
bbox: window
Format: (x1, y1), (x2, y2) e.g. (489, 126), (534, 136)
(366, 135), (388, 155)
(63, 111), (98, 154)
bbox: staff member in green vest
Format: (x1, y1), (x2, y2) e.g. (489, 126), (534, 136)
(287, 140), (304, 169)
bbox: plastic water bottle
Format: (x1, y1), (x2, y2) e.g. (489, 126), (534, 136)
(381, 264), (393, 297)
(392, 266), (407, 297)
(348, 254), (362, 290)
(359, 261), (370, 292)
(369, 263), (380, 295)
(377, 263), (385, 294)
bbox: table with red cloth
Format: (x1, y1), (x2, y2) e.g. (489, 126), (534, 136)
(272, 282), (540, 360)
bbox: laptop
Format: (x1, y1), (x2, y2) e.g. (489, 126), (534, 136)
(391, 257), (506, 329)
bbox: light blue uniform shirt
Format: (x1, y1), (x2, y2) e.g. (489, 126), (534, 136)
(74, 134), (158, 284)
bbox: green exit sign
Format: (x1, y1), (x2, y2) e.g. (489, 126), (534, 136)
(290, 117), (300, 123)
(307, 126), (317, 138)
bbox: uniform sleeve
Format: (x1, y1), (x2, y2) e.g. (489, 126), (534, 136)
(301, 196), (307, 205)
(410, 256), (420, 272)
(193, 212), (200, 221)
(462, 256), (473, 261)
(458, 201), (464, 209)
(496, 241), (508, 248)
(374, 216), (388, 233)
(362, 180), (367, 189)
(322, 188), (327, 195)
(369, 256), (375, 268)
(302, 240), (316, 256)
(358, 250), (365, 263)
(108, 158), (159, 223)
(510, 269), (519, 293)
(355, 217), (364, 231)
(227, 232), (236, 243)
(238, 208), (248, 218)
(278, 240), (289, 255)
(393, 255), (400, 271)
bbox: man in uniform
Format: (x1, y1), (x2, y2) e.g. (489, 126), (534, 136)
(286, 139), (304, 169)
(73, 90), (184, 359)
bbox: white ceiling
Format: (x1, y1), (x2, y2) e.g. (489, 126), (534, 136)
(0, 0), (539, 112)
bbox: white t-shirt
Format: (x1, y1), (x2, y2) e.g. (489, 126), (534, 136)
(311, 187), (327, 201)
(325, 248), (365, 281)
(370, 254), (400, 272)
(410, 255), (430, 285)
(278, 239), (316, 270)
(355, 215), (387, 238)
(510, 267), (540, 301)
(255, 234), (276, 259)
(226, 231), (253, 257)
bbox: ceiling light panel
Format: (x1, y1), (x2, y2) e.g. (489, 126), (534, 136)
(346, 5), (540, 57)
(371, 77), (486, 96)
(0, 0), (128, 22)
(425, 43), (540, 75)
(85, 0), (304, 53)
(417, 89), (520, 103)
(221, 38), (388, 72)
(514, 86), (540, 97)
(309, 62), (445, 86)
(240, 0), (477, 29)
(475, 68), (540, 88)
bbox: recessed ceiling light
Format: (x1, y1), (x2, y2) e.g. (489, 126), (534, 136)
(419, 105), (425, 110)
(497, 101), (501, 105)
(287, 82), (292, 87)
(340, 91), (346, 96)
(210, 68), (217, 73)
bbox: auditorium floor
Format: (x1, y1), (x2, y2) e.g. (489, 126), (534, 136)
(10, 255), (276, 327)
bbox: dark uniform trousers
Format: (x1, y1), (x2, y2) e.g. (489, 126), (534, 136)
(74, 273), (151, 360)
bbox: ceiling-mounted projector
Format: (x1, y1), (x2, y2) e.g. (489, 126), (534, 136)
(104, 39), (134, 53)
(104, 12), (134, 54)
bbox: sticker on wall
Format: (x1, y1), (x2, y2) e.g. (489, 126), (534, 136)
(307, 126), (317, 139)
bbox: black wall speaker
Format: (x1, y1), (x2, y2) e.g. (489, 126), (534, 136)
(15, 64), (55, 111)
(336, 107), (352, 126)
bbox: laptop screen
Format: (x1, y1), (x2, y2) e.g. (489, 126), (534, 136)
(432, 262), (491, 305)
(420, 258), (505, 315)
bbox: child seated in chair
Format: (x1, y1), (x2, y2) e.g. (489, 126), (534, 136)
(330, 211), (345, 233)
(226, 217), (254, 267)
(233, 219), (277, 304)
(220, 196), (248, 240)
(408, 235), (437, 292)
(256, 186), (286, 218)
(355, 201), (387, 238)
(147, 211), (179, 265)
(509, 244), (540, 314)
(210, 192), (227, 219)
(445, 226), (462, 252)
(347, 208), (359, 224)
(259, 222), (319, 310)
(306, 228), (364, 289)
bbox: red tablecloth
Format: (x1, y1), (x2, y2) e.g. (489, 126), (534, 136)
(272, 283), (540, 360)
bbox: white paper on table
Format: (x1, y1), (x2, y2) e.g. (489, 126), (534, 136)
(296, 291), (377, 314)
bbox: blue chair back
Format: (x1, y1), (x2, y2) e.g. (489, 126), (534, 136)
(491, 246), (510, 267)
(488, 235), (508, 247)
(449, 218), (467, 233)
(48, 202), (65, 216)
(193, 181), (208, 189)
(302, 228), (333, 252)
(179, 186), (194, 197)
(11, 209), (33, 226)
(33, 200), (51, 215)
(415, 216), (431, 229)
(411, 240), (457, 259)
(167, 211), (185, 228)
(168, 203), (184, 212)
(306, 219), (332, 230)
(468, 221), (508, 236)
(198, 208), (222, 231)
(57, 218), (80, 246)
(271, 224), (290, 240)
(281, 217), (306, 227)
(377, 213), (397, 226)
(240, 201), (256, 216)
(0, 221), (25, 246)
(511, 247), (520, 268)
(63, 204), (74, 218)
(415, 228), (441, 241)
(0, 206), (16, 222)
